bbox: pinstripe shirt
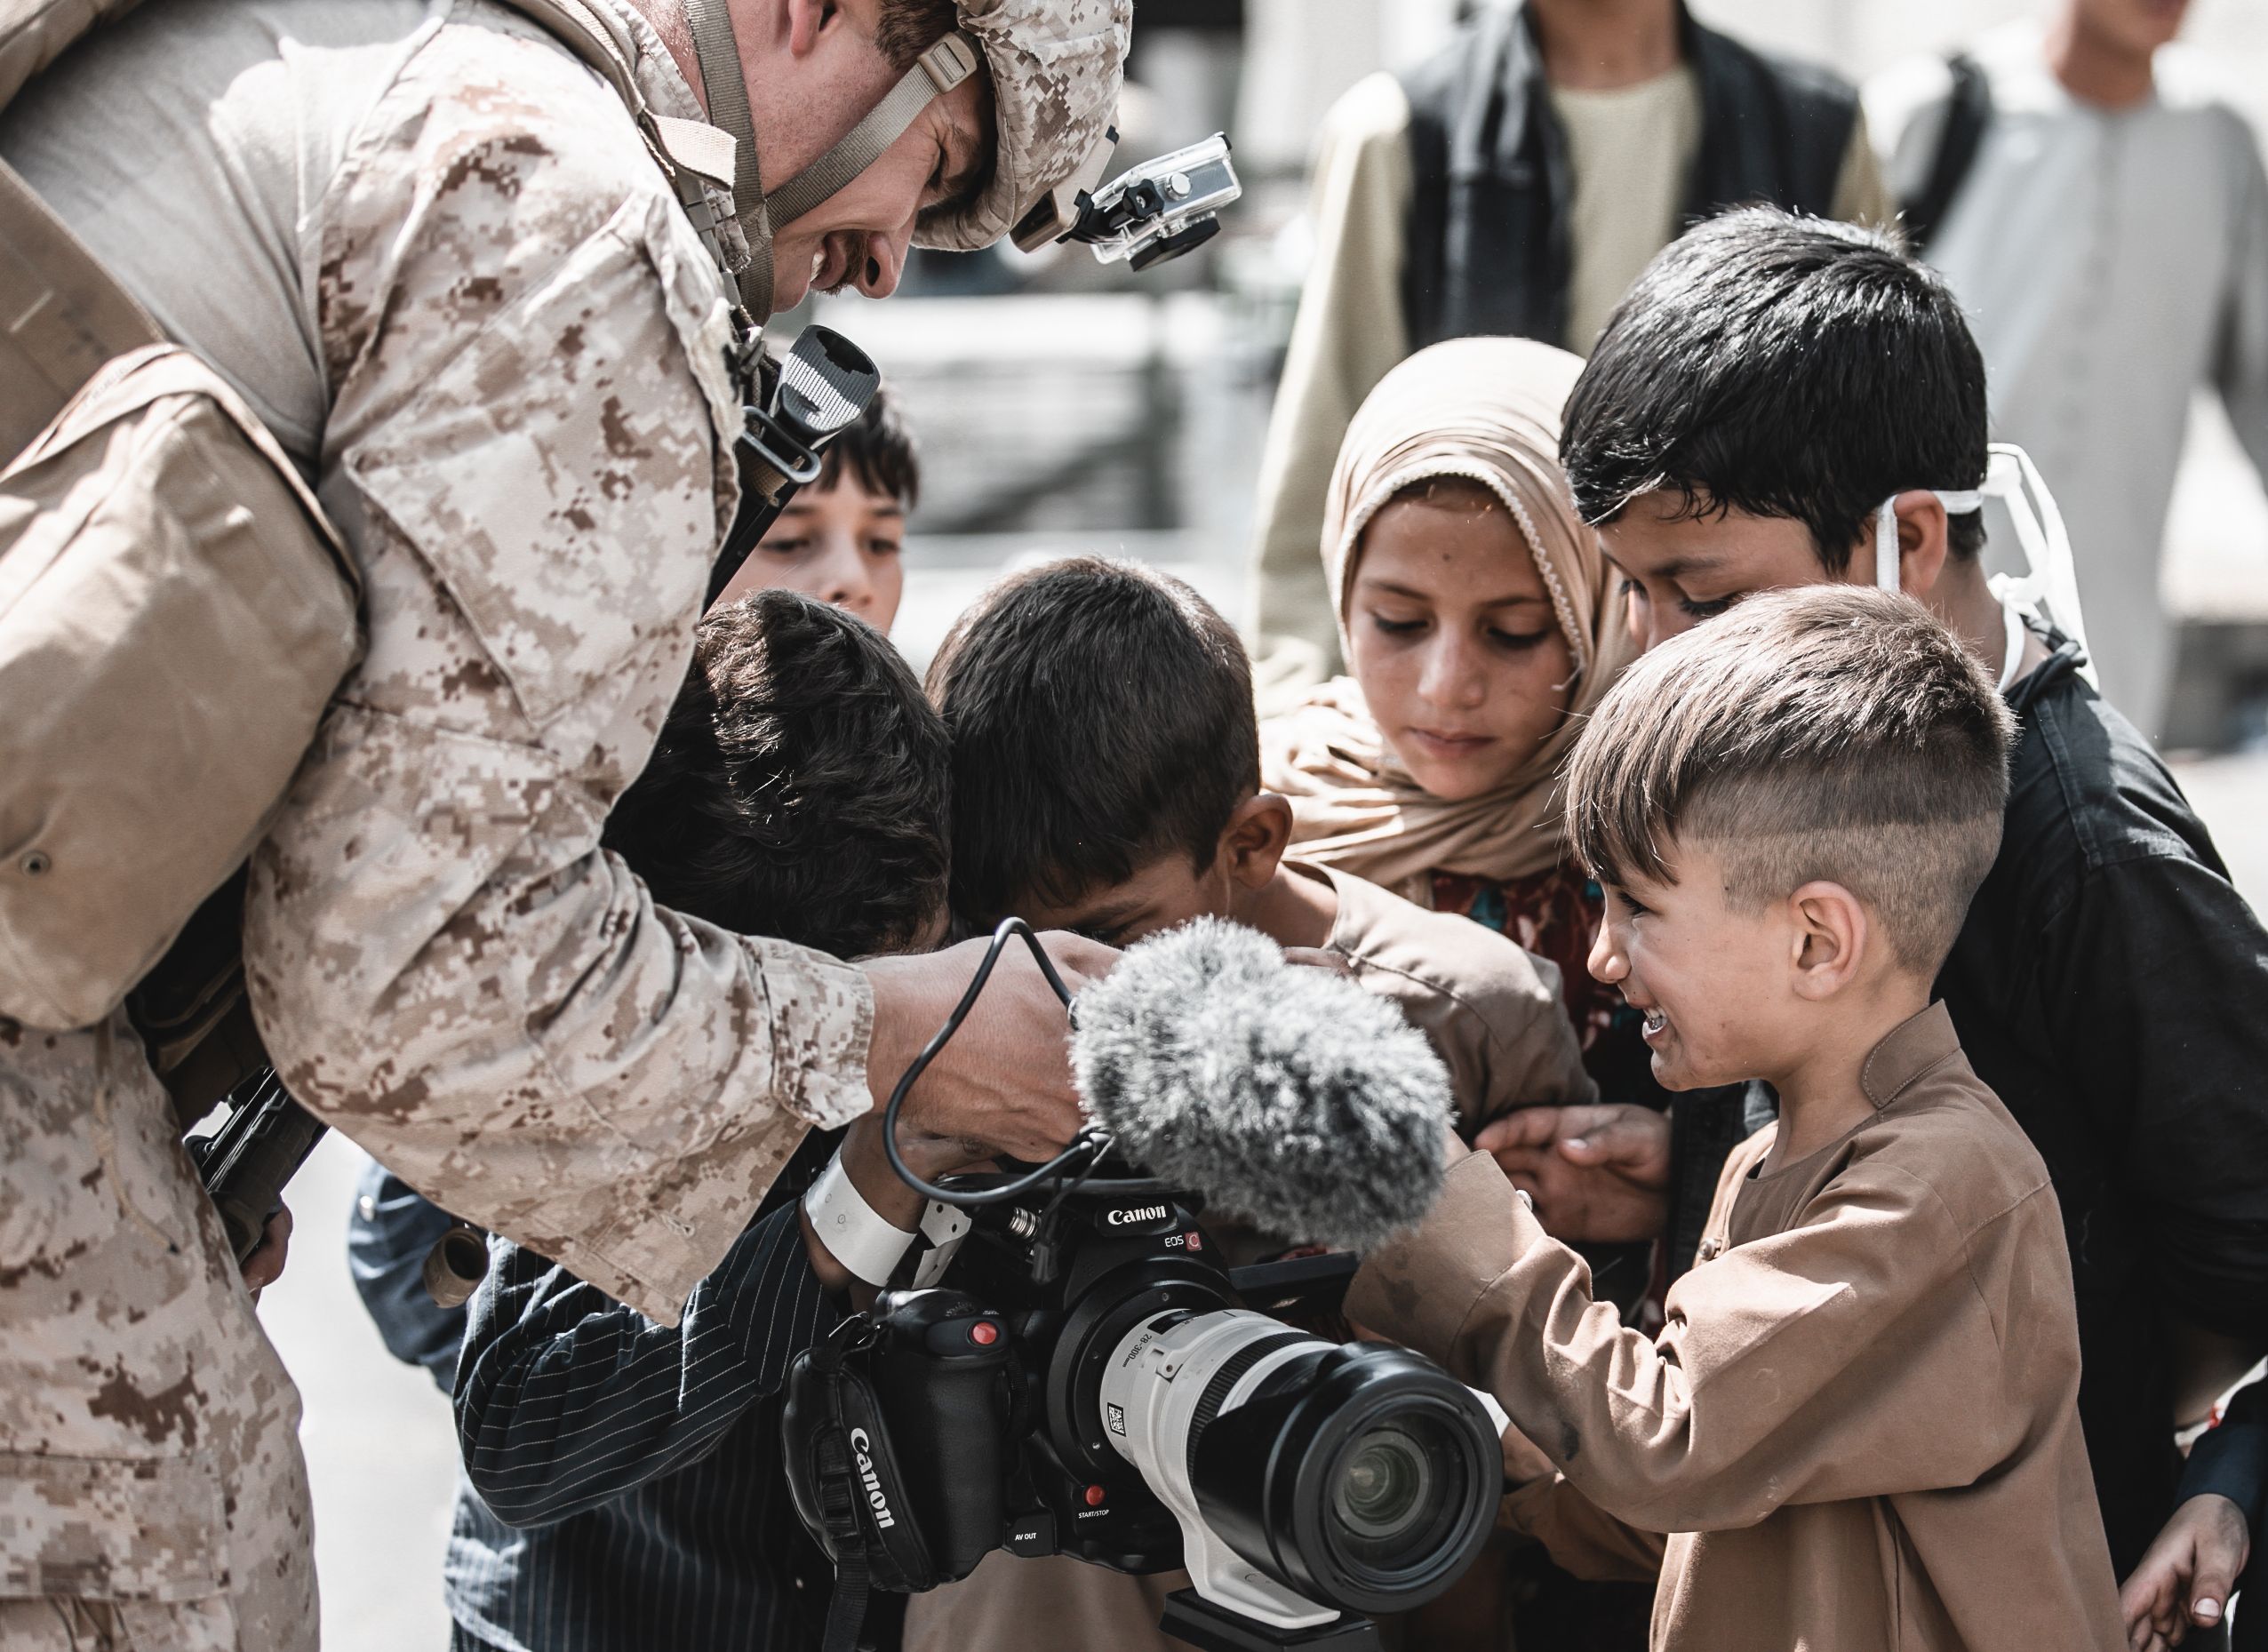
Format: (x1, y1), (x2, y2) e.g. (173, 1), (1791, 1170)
(451, 1195), (842, 1651)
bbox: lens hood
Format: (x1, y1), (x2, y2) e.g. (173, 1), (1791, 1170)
(1187, 1343), (1497, 1616)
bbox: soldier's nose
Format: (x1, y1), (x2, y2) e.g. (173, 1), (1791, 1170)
(859, 238), (906, 299)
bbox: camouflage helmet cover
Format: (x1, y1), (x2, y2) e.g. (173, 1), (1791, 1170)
(915, 0), (1132, 253)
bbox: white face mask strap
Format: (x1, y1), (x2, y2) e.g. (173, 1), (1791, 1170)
(1983, 443), (2094, 676)
(1874, 485), (1981, 591)
(1873, 497), (1902, 591)
(1878, 446), (2095, 685)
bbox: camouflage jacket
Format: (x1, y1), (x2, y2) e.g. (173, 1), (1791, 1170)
(251, 0), (876, 1321)
(7, 0), (874, 1325)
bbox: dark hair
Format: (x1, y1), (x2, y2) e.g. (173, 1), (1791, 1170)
(812, 381), (921, 509)
(927, 557), (1259, 925)
(1562, 209), (1989, 571)
(876, 0), (957, 70)
(603, 589), (949, 958)
(1565, 586), (2014, 973)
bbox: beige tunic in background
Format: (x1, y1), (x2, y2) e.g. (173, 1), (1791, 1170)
(1348, 1003), (2123, 1652)
(0, 0), (866, 1640)
(904, 862), (1595, 1652)
(1553, 69), (1705, 354)
(1245, 72), (1891, 708)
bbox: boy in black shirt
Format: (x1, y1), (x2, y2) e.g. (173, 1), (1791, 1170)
(1503, 206), (2268, 1593)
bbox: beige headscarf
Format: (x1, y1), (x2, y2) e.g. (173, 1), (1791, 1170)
(1261, 337), (1638, 890)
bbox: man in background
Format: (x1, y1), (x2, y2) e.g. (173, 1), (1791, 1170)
(1871, 0), (2268, 744)
(1243, 0), (1891, 706)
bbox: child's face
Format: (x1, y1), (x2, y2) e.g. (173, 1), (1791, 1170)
(1015, 853), (1235, 948)
(1586, 842), (1811, 1092)
(1345, 493), (1577, 802)
(711, 476), (906, 632)
(1001, 797), (1292, 948)
(1599, 492), (1840, 655)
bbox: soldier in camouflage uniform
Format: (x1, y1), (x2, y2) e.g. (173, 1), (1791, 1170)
(0, 0), (1129, 1643)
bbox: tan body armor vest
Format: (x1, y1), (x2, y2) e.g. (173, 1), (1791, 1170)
(0, 0), (753, 1065)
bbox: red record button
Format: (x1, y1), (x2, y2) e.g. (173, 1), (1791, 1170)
(1084, 1484), (1107, 1508)
(969, 1320), (1001, 1346)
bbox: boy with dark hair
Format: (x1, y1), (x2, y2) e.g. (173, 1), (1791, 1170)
(902, 555), (1599, 1652)
(602, 585), (949, 954)
(935, 555), (1262, 937)
(930, 556), (1590, 1121)
(355, 591), (954, 1652)
(713, 386), (922, 630)
(1513, 205), (2268, 1590)
(1350, 586), (2123, 1651)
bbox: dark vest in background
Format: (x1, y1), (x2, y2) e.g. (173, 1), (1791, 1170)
(1399, 1), (1863, 349)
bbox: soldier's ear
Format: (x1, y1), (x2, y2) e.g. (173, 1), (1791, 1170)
(786, 0), (845, 58)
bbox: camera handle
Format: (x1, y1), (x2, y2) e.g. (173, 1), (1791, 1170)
(1158, 1590), (1384, 1652)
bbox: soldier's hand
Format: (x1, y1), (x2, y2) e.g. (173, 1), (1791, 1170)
(241, 1203), (294, 1297)
(1475, 1104), (1671, 1245)
(862, 930), (1118, 1163)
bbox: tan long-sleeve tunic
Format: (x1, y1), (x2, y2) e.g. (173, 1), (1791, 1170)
(1347, 1003), (2123, 1651)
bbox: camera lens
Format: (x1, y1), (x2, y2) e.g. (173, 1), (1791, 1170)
(1095, 1309), (1496, 1621)
(1315, 1405), (1489, 1599)
(1331, 1424), (1438, 1557)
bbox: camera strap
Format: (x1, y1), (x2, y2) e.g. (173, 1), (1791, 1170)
(783, 1313), (941, 1652)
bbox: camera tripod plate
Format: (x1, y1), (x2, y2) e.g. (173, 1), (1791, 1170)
(1159, 1589), (1383, 1652)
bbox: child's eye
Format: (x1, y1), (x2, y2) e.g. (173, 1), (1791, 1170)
(761, 538), (811, 557)
(1488, 627), (1552, 651)
(1611, 889), (1652, 918)
(867, 538), (902, 557)
(1678, 593), (1736, 620)
(1368, 613), (1425, 636)
(1618, 577), (1643, 599)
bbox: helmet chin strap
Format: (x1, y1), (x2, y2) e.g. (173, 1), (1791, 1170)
(676, 0), (979, 316)
(763, 33), (979, 228)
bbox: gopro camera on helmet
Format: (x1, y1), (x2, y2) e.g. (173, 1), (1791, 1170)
(782, 924), (1498, 1652)
(1013, 131), (1243, 271)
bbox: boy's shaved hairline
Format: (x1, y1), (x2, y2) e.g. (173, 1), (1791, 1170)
(1568, 587), (2015, 973)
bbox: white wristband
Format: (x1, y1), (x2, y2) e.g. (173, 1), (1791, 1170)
(803, 1146), (918, 1287)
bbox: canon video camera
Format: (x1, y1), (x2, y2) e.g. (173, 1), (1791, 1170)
(782, 924), (1499, 1652)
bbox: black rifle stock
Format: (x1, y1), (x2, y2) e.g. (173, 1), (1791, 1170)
(186, 1066), (326, 1263)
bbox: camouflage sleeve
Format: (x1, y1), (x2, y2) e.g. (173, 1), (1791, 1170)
(240, 5), (872, 1324)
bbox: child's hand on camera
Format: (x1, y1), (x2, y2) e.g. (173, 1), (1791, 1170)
(1475, 1105), (1670, 1245)
(2121, 1492), (2249, 1652)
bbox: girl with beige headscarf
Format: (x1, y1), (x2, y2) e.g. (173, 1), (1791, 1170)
(1262, 336), (1641, 1069)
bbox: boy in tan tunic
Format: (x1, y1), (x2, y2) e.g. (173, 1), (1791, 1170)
(897, 555), (1600, 1651)
(1349, 585), (2124, 1650)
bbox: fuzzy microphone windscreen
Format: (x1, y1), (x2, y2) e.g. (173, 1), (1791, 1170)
(1070, 918), (1453, 1254)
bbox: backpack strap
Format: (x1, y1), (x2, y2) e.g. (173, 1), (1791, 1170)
(498, 0), (769, 323)
(0, 159), (164, 457)
(1905, 52), (1992, 255)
